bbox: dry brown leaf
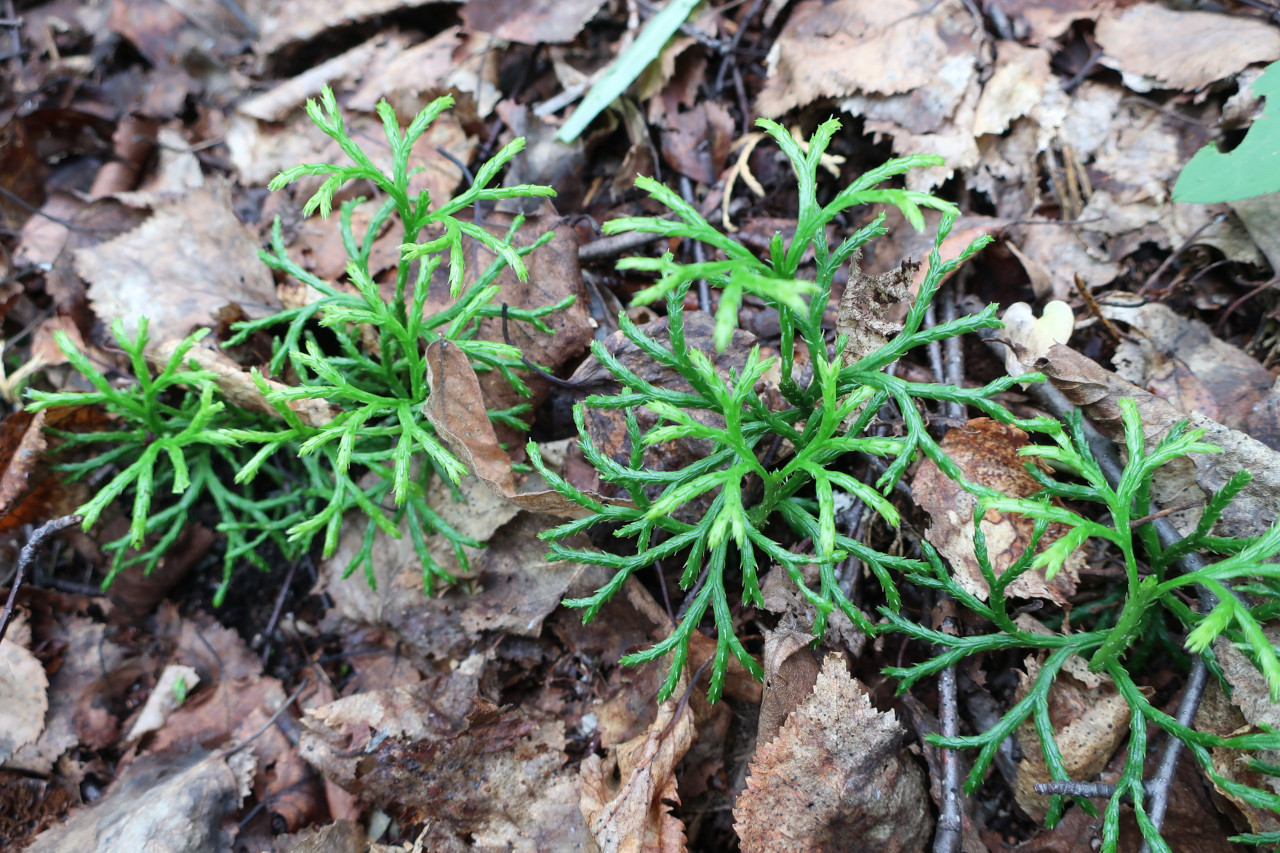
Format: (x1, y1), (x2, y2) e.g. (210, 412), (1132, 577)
(974, 42), (1053, 138)
(460, 0), (609, 45)
(837, 254), (917, 367)
(26, 748), (254, 853)
(78, 181), (281, 344)
(580, 687), (695, 853)
(423, 339), (617, 516)
(658, 100), (736, 185)
(913, 419), (1081, 605)
(238, 33), (409, 123)
(1103, 299), (1273, 431)
(756, 627), (821, 748)
(1096, 4), (1280, 92)
(301, 687), (585, 850)
(0, 615), (48, 765)
(147, 340), (339, 428)
(319, 504), (594, 668)
(0, 410), (48, 533)
(253, 0), (441, 57)
(1195, 653), (1280, 837)
(1013, 658), (1135, 820)
(5, 614), (126, 775)
(758, 0), (975, 117)
(1032, 343), (1280, 540)
(735, 654), (932, 853)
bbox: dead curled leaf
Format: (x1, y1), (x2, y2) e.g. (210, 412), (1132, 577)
(734, 654), (932, 853)
(580, 685), (696, 853)
(423, 339), (622, 517)
(912, 419), (1081, 606)
(147, 341), (338, 428)
(837, 253), (917, 367)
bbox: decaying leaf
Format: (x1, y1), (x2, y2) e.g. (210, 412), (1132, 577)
(5, 614), (126, 775)
(78, 181), (281, 343)
(759, 0), (981, 188)
(0, 409), (49, 533)
(756, 627), (822, 748)
(1095, 4), (1280, 92)
(424, 339), (615, 516)
(1032, 343), (1280, 540)
(26, 748), (255, 853)
(148, 341), (338, 428)
(301, 681), (585, 850)
(735, 654), (931, 853)
(319, 508), (592, 668)
(1101, 299), (1273, 432)
(1013, 657), (1135, 820)
(837, 254), (918, 367)
(913, 419), (1081, 606)
(460, 0), (609, 45)
(580, 684), (696, 853)
(0, 615), (49, 765)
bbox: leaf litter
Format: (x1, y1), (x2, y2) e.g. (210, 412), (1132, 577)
(5, 0), (1280, 849)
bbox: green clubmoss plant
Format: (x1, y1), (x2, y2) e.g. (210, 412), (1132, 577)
(30, 86), (569, 603)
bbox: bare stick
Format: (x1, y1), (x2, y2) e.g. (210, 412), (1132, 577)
(0, 515), (83, 645)
(1035, 781), (1119, 799)
(1138, 657), (1209, 853)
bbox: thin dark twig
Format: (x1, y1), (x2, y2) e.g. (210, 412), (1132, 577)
(1139, 214), (1226, 295)
(941, 284), (964, 422)
(1139, 657), (1209, 853)
(259, 557), (303, 667)
(578, 228), (669, 264)
(680, 176), (712, 313)
(436, 145), (475, 187)
(0, 515), (83, 645)
(4, 0), (19, 70)
(1035, 780), (1120, 799)
(501, 304), (582, 389)
(712, 0), (765, 92)
(220, 676), (312, 758)
(1129, 500), (1205, 528)
(934, 606), (963, 853)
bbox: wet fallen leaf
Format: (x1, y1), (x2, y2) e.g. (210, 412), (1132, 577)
(580, 684), (695, 853)
(26, 747), (255, 853)
(735, 654), (931, 853)
(78, 180), (281, 343)
(913, 419), (1082, 606)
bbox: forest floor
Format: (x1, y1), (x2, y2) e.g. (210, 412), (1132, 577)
(3, 0), (1280, 851)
